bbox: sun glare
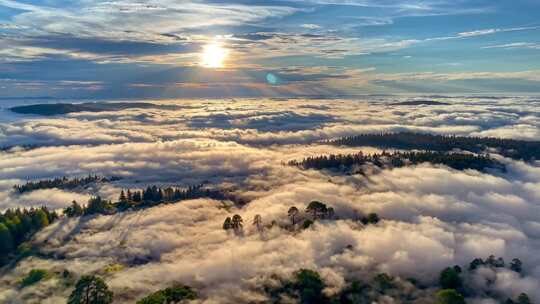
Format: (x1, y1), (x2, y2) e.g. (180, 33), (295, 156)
(200, 43), (228, 68)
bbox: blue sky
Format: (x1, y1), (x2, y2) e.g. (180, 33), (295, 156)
(1, 0), (539, 98)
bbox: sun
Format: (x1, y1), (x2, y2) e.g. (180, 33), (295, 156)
(200, 43), (228, 68)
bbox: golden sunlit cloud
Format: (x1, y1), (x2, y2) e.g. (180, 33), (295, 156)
(200, 42), (229, 68)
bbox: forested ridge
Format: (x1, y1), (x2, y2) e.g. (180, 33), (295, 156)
(0, 207), (58, 265)
(329, 132), (540, 160)
(63, 184), (228, 217)
(13, 175), (120, 194)
(289, 150), (503, 172)
(1, 197), (534, 304)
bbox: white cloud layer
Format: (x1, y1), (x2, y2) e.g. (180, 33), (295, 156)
(0, 96), (539, 303)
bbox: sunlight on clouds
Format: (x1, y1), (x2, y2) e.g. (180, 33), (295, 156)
(200, 42), (229, 68)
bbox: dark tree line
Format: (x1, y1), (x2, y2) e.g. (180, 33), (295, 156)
(65, 274), (197, 304)
(289, 150), (502, 172)
(329, 132), (540, 161)
(136, 284), (197, 304)
(438, 255), (530, 304)
(266, 256), (531, 304)
(0, 207), (58, 265)
(13, 175), (120, 194)
(64, 184), (226, 217)
(268, 269), (424, 304)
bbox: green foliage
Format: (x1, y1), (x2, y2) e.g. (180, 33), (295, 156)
(294, 269), (326, 304)
(85, 196), (113, 216)
(517, 293), (532, 304)
(103, 264), (124, 274)
(0, 223), (14, 257)
(137, 292), (167, 304)
(0, 206), (57, 265)
(436, 289), (465, 304)
(302, 219), (314, 229)
(19, 269), (49, 288)
(337, 280), (368, 304)
(439, 266), (462, 290)
(17, 242), (33, 257)
(68, 275), (113, 304)
(330, 132), (540, 161)
(290, 150), (502, 173)
(13, 175), (116, 194)
(64, 201), (84, 217)
(373, 273), (395, 292)
(136, 284), (197, 304)
(65, 184), (226, 218)
(32, 209), (49, 228)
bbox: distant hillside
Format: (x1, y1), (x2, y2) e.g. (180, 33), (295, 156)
(10, 102), (178, 116)
(330, 132), (540, 160)
(391, 100), (449, 106)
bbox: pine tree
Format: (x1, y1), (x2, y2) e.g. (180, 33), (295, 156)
(223, 217), (232, 230)
(68, 275), (113, 304)
(119, 190), (127, 203)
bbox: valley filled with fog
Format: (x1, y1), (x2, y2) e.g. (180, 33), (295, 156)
(0, 96), (539, 304)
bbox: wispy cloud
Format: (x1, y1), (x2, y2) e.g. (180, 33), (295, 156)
(483, 42), (540, 50)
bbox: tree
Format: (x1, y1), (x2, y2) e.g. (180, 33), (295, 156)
(231, 214), (243, 233)
(440, 266), (462, 290)
(305, 201), (327, 220)
(85, 196), (112, 215)
(326, 207), (335, 219)
(222, 217), (232, 230)
(510, 258), (523, 274)
(133, 191), (142, 202)
(20, 269), (48, 287)
(119, 190), (127, 203)
(253, 214), (263, 232)
(64, 201), (84, 217)
(469, 258), (485, 271)
(68, 275), (113, 304)
(137, 284), (197, 304)
(0, 223), (13, 257)
(517, 293), (531, 304)
(361, 213), (380, 225)
(288, 206), (300, 226)
(32, 209), (49, 229)
(294, 269), (326, 304)
(302, 219), (314, 229)
(436, 289), (465, 304)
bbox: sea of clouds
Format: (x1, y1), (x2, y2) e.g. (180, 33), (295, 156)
(0, 96), (539, 303)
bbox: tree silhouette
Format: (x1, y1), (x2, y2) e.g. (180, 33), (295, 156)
(510, 258), (523, 274)
(306, 201), (327, 220)
(64, 201), (84, 217)
(288, 206), (300, 226)
(68, 275), (113, 304)
(0, 223), (13, 258)
(436, 289), (465, 304)
(253, 214), (263, 232)
(231, 214), (243, 233)
(136, 284), (197, 304)
(222, 217), (232, 230)
(119, 190), (127, 203)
